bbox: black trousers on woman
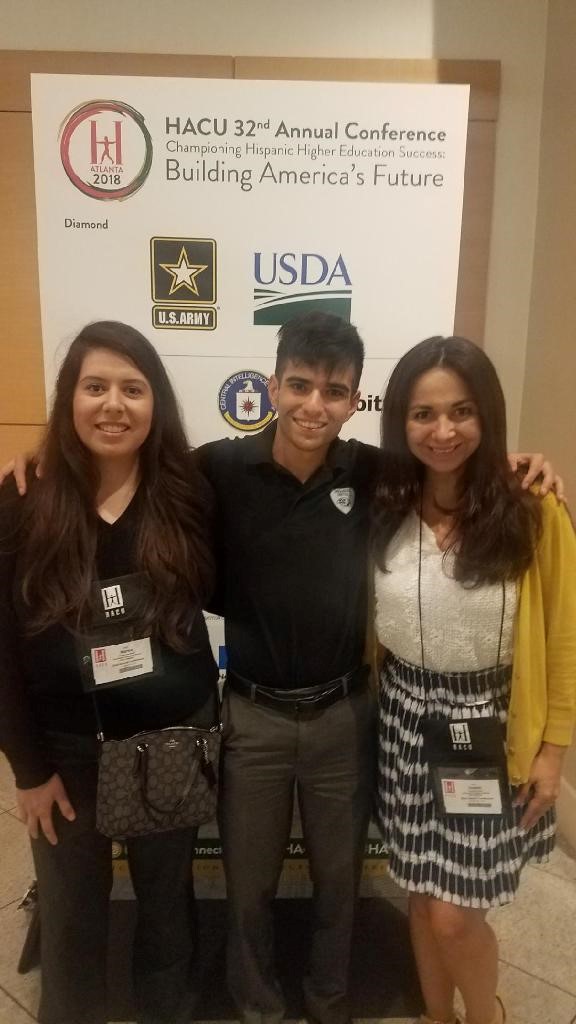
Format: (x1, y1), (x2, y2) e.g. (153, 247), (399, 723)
(31, 731), (197, 1024)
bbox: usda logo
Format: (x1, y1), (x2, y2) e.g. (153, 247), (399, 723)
(253, 251), (352, 325)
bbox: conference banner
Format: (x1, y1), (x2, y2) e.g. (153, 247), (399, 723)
(31, 74), (469, 445)
(31, 74), (469, 893)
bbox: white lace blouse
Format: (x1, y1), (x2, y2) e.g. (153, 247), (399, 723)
(374, 512), (517, 672)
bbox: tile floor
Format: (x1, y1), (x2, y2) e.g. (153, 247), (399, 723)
(1, 753), (575, 1024)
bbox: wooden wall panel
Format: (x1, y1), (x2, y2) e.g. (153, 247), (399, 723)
(0, 51), (234, 111)
(0, 113), (45, 424)
(234, 57), (499, 121)
(0, 424), (45, 467)
(454, 121), (498, 343)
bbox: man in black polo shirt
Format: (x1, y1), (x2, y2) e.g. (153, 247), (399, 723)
(199, 313), (379, 1024)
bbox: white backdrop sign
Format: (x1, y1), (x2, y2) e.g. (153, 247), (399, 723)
(31, 74), (469, 448)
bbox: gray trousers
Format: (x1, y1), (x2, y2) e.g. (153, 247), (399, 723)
(220, 684), (376, 1024)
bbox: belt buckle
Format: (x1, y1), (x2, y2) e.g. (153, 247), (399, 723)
(293, 693), (319, 714)
(293, 695), (314, 714)
(299, 685), (339, 713)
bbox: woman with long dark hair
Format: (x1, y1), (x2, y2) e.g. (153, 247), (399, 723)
(372, 337), (576, 1024)
(0, 321), (219, 1024)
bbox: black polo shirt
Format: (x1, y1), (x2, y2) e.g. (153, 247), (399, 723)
(199, 423), (381, 689)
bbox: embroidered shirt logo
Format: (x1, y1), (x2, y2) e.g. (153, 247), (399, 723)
(330, 487), (355, 515)
(101, 584), (125, 618)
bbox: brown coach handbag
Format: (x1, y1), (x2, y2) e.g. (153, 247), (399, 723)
(96, 723), (221, 838)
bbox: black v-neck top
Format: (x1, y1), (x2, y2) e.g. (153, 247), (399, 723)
(0, 478), (218, 788)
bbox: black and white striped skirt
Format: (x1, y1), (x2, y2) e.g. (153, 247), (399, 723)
(376, 653), (555, 907)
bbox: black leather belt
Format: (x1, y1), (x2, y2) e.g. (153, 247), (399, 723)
(226, 664), (370, 714)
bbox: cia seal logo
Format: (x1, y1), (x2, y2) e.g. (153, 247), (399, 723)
(329, 488), (355, 515)
(218, 371), (275, 432)
(60, 100), (152, 200)
(151, 236), (217, 329)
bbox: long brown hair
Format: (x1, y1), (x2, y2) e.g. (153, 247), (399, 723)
(19, 321), (214, 650)
(372, 336), (541, 584)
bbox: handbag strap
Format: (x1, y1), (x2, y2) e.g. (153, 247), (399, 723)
(135, 736), (204, 819)
(91, 693), (106, 741)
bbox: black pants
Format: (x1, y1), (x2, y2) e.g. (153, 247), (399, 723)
(31, 731), (197, 1024)
(220, 684), (376, 1024)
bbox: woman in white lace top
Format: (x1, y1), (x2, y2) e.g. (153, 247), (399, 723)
(371, 336), (576, 1024)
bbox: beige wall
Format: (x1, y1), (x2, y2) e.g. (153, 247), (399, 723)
(432, 1), (548, 449)
(518, 0), (576, 841)
(2, 0), (438, 57)
(519, 0), (576, 504)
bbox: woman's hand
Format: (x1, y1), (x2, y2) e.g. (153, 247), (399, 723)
(0, 453), (37, 495)
(16, 773), (76, 845)
(507, 452), (564, 499)
(515, 742), (565, 830)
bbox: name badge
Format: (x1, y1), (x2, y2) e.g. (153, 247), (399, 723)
(76, 572), (163, 692)
(421, 716), (510, 818)
(436, 767), (504, 815)
(91, 637), (154, 687)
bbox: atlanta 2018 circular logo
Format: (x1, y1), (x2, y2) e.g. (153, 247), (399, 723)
(60, 100), (153, 201)
(218, 371), (276, 432)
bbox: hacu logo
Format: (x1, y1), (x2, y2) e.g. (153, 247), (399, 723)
(253, 252), (352, 325)
(449, 722), (472, 747)
(101, 584), (125, 618)
(60, 100), (152, 200)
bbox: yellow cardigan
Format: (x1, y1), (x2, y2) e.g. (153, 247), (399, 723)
(508, 494), (576, 784)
